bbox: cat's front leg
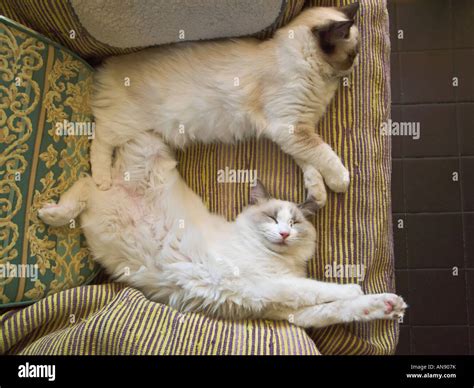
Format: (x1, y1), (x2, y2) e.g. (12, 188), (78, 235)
(302, 165), (327, 208)
(266, 293), (407, 329)
(269, 124), (350, 203)
(311, 281), (364, 304)
(252, 278), (363, 309)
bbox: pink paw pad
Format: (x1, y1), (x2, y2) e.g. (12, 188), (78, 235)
(384, 300), (394, 314)
(363, 308), (369, 315)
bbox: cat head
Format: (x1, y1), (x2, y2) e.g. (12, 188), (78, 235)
(277, 2), (360, 75)
(238, 180), (317, 254)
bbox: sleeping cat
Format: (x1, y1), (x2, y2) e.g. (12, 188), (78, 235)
(90, 3), (361, 208)
(39, 132), (406, 328)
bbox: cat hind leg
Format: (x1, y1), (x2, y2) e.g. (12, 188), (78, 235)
(38, 176), (93, 227)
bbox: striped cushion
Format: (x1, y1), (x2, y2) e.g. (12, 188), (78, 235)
(0, 284), (320, 355)
(0, 0), (305, 63)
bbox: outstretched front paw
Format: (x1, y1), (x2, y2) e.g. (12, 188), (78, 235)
(359, 293), (408, 321)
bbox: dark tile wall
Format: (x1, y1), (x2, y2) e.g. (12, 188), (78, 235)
(388, 0), (474, 355)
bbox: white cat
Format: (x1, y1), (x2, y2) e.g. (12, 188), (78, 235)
(90, 3), (361, 208)
(39, 132), (407, 328)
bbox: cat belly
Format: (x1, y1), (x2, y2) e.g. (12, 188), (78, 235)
(80, 186), (167, 273)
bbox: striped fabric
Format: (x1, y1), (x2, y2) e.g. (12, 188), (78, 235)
(0, 0), (305, 63)
(0, 284), (320, 355)
(0, 0), (396, 355)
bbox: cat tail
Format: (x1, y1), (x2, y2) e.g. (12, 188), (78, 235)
(38, 175), (93, 227)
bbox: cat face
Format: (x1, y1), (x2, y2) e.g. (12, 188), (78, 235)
(280, 2), (360, 75)
(240, 181), (317, 253)
(312, 3), (360, 73)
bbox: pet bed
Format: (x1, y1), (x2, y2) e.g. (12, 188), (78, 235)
(0, 0), (396, 355)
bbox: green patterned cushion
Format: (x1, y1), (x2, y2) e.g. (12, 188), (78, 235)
(0, 17), (100, 307)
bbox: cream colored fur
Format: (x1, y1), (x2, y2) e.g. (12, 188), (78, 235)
(90, 5), (361, 208)
(39, 132), (407, 328)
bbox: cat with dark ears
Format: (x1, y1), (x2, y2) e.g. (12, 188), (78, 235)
(90, 4), (360, 209)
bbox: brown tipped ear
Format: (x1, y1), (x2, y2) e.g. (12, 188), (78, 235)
(315, 20), (354, 54)
(320, 20), (354, 40)
(341, 2), (359, 20)
(298, 197), (320, 218)
(249, 180), (270, 205)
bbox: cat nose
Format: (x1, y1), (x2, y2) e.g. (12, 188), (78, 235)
(279, 232), (290, 240)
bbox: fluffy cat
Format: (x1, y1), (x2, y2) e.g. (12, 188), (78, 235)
(39, 132), (407, 328)
(90, 3), (361, 208)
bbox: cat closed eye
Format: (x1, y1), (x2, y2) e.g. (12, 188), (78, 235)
(268, 215), (278, 223)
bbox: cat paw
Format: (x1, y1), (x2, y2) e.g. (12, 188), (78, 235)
(304, 166), (327, 208)
(92, 170), (112, 190)
(38, 203), (72, 227)
(324, 164), (350, 193)
(358, 293), (407, 321)
(314, 144), (350, 193)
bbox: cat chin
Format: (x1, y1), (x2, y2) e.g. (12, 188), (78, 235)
(265, 239), (292, 253)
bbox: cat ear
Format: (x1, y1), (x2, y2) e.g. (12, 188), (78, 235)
(318, 20), (354, 42)
(315, 20), (354, 53)
(340, 2), (360, 20)
(298, 197), (320, 218)
(249, 180), (270, 205)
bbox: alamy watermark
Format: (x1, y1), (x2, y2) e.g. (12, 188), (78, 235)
(0, 263), (38, 281)
(217, 167), (257, 187)
(18, 363), (55, 382)
(324, 261), (365, 282)
(55, 119), (95, 139)
(380, 119), (420, 140)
